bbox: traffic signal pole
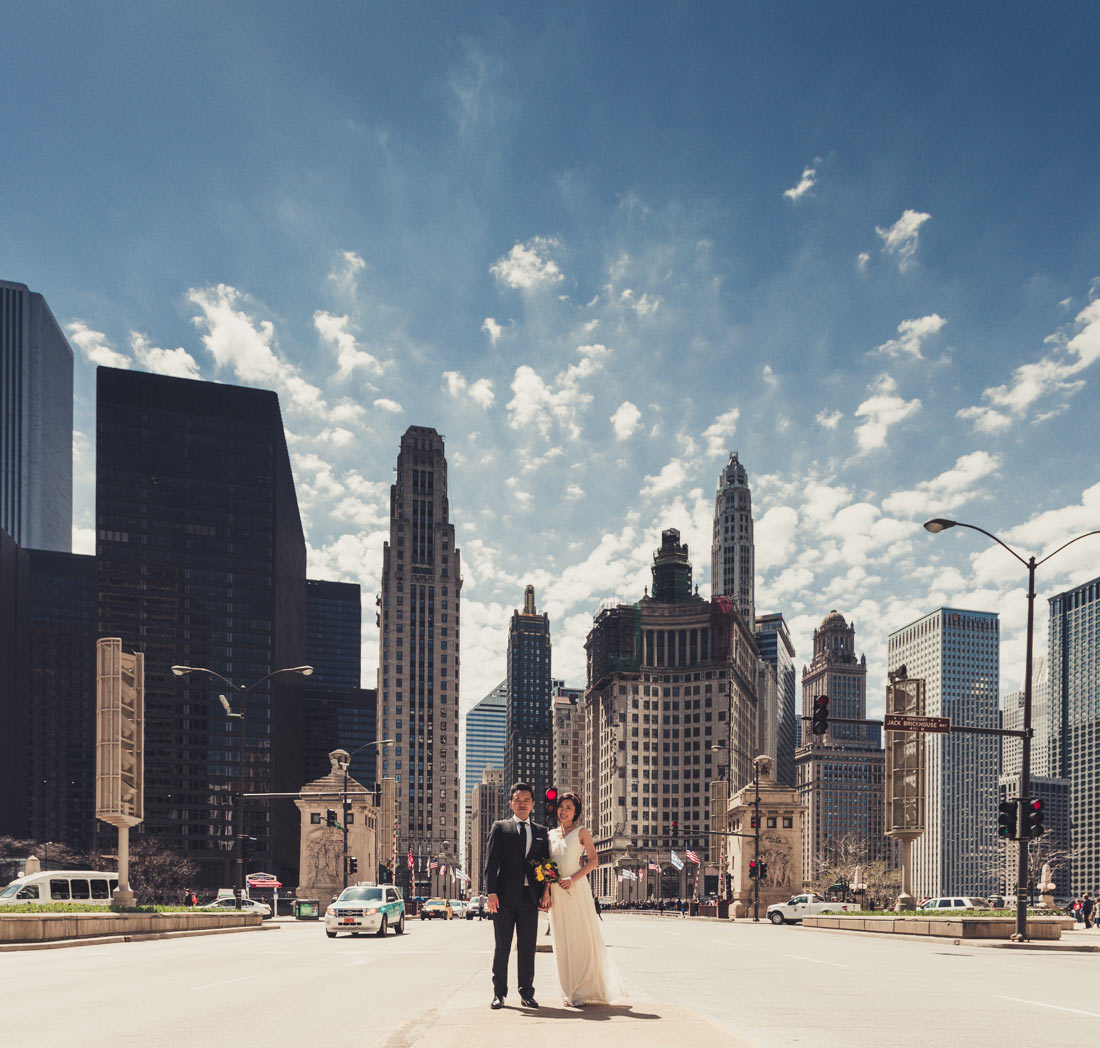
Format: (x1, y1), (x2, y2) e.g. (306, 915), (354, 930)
(1014, 555), (1036, 943)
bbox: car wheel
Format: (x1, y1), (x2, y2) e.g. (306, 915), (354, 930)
(376, 914), (388, 937)
(769, 911), (785, 925)
(395, 914), (405, 935)
(326, 930), (337, 938)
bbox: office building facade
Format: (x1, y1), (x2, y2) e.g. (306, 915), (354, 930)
(376, 427), (462, 859)
(887, 608), (1000, 898)
(551, 682), (585, 796)
(796, 611), (889, 880)
(465, 680), (507, 801)
(756, 613), (797, 786)
(468, 768), (505, 894)
(1048, 575), (1100, 896)
(0, 528), (30, 838)
(96, 367), (307, 887)
(0, 280), (73, 552)
(710, 452), (754, 625)
(504, 586), (553, 804)
(583, 528), (759, 900)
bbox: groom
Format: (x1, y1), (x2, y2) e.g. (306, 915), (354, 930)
(484, 781), (550, 1010)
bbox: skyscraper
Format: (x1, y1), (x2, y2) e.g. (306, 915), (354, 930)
(96, 367), (307, 886)
(888, 608), (1000, 898)
(0, 528), (30, 839)
(376, 426), (462, 858)
(756, 613), (797, 786)
(465, 680), (507, 802)
(551, 681), (585, 796)
(796, 611), (890, 880)
(584, 528), (759, 901)
(306, 579), (363, 689)
(504, 585), (552, 803)
(0, 280), (73, 552)
(710, 452), (754, 624)
(1048, 574), (1100, 896)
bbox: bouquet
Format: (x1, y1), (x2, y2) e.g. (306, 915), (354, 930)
(530, 857), (561, 884)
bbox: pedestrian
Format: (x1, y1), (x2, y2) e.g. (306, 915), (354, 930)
(1072, 898), (1083, 924)
(1082, 893), (1094, 930)
(593, 894), (602, 921)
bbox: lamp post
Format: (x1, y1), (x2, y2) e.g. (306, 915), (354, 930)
(336, 739), (395, 890)
(171, 664), (313, 908)
(923, 518), (1100, 941)
(752, 756), (763, 923)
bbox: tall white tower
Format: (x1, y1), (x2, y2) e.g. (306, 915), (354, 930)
(710, 452), (754, 625)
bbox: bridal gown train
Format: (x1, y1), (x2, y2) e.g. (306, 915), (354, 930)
(548, 825), (621, 1005)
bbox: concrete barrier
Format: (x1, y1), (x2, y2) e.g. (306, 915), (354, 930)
(802, 915), (1064, 940)
(0, 911), (262, 944)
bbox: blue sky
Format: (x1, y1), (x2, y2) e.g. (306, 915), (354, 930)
(3, 2), (1099, 717)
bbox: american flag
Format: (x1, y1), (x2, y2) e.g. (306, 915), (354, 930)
(407, 848), (414, 870)
(648, 861), (661, 871)
(429, 858), (439, 871)
(686, 849), (701, 864)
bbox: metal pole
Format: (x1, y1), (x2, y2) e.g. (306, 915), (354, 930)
(236, 699), (245, 910)
(753, 762), (761, 922)
(1015, 556), (1036, 941)
(342, 763), (349, 889)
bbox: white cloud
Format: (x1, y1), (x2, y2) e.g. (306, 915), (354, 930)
(755, 506), (799, 572)
(328, 250), (366, 299)
(610, 401), (642, 440)
(854, 375), (921, 452)
(816, 409), (843, 429)
(958, 295), (1100, 433)
(882, 451), (1002, 518)
(313, 310), (384, 380)
(188, 284), (325, 412)
(505, 476), (533, 509)
(875, 314), (946, 359)
(619, 288), (662, 316)
(129, 332), (201, 378)
(876, 209), (931, 271)
(72, 525), (95, 555)
(443, 370), (495, 409)
(481, 317), (504, 343)
(565, 483), (584, 500)
(490, 236), (564, 290)
(702, 408), (740, 457)
(857, 252), (871, 271)
(783, 164), (817, 202)
(762, 364), (778, 389)
(374, 397), (403, 413)
(506, 344), (610, 439)
(329, 399), (367, 426)
(316, 427), (355, 447)
(642, 457), (690, 498)
(66, 321), (130, 368)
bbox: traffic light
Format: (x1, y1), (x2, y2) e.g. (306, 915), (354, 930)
(545, 787), (558, 823)
(811, 695), (830, 735)
(1026, 799), (1045, 838)
(325, 808), (337, 827)
(242, 835), (257, 858)
(998, 800), (1018, 840)
(748, 860), (757, 879)
(373, 783), (383, 807)
(670, 819), (678, 838)
(758, 861), (768, 881)
(349, 857), (358, 875)
(749, 816), (759, 829)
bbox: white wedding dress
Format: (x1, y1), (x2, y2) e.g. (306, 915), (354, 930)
(548, 825), (621, 1005)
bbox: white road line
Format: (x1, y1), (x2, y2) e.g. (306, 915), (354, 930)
(785, 953), (847, 967)
(997, 995), (1100, 1019)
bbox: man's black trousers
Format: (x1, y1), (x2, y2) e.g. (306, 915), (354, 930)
(492, 901), (538, 998)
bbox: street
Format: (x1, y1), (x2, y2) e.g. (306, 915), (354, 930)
(1, 915), (1098, 1047)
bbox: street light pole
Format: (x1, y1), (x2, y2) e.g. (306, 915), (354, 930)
(335, 739), (395, 890)
(171, 664), (313, 908)
(923, 519), (1099, 941)
(753, 759), (761, 923)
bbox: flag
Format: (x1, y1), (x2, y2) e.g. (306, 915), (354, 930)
(429, 858), (439, 871)
(637, 867), (644, 882)
(648, 861), (660, 872)
(616, 872), (623, 883)
(440, 864), (447, 876)
(670, 851), (684, 871)
(407, 848), (414, 870)
(686, 849), (701, 864)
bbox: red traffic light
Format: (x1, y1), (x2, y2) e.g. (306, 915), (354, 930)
(545, 787), (558, 801)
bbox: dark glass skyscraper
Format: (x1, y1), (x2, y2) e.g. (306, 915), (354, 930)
(0, 528), (30, 839)
(0, 280), (73, 552)
(755, 613), (797, 787)
(96, 367), (307, 887)
(504, 586), (552, 803)
(306, 579), (362, 689)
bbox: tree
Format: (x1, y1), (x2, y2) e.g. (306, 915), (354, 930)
(981, 832), (1077, 901)
(814, 834), (901, 908)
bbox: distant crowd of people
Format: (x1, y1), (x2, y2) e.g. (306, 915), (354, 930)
(1069, 894), (1095, 928)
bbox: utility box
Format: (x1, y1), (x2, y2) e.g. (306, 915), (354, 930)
(294, 899), (320, 920)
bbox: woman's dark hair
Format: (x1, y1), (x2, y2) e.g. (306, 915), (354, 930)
(556, 792), (583, 821)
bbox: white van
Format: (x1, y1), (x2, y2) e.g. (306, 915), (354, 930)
(0, 870), (119, 905)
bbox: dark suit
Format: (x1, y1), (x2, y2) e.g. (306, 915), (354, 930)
(484, 817), (549, 999)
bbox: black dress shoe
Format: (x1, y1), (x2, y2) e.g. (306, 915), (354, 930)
(491, 996), (505, 1010)
(520, 996), (539, 1008)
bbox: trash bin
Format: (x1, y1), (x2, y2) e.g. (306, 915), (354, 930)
(717, 899), (730, 920)
(294, 899), (320, 920)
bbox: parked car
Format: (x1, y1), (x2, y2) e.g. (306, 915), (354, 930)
(200, 896), (272, 919)
(767, 893), (855, 925)
(420, 897), (448, 919)
(325, 884), (405, 938)
(465, 895), (489, 920)
(917, 896), (989, 911)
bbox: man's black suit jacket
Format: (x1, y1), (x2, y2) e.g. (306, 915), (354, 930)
(484, 818), (550, 907)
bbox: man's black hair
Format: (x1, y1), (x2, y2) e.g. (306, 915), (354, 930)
(509, 781), (534, 799)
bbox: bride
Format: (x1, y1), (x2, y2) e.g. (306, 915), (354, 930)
(547, 793), (620, 1007)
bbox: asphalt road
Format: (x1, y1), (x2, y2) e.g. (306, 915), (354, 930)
(1, 915), (1097, 1047)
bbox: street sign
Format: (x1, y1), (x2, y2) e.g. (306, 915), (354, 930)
(884, 713), (951, 734)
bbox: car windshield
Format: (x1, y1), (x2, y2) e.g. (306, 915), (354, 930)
(338, 887), (384, 903)
(0, 882), (25, 898)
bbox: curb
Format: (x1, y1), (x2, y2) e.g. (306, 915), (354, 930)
(797, 923), (1098, 952)
(0, 921), (278, 953)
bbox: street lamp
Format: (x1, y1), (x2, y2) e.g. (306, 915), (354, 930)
(170, 664), (313, 907)
(335, 740), (395, 889)
(923, 517), (1100, 941)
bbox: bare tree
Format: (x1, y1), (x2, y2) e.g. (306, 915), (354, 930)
(981, 833), (1077, 901)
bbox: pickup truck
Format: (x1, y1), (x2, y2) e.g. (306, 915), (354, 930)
(767, 893), (855, 925)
